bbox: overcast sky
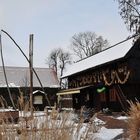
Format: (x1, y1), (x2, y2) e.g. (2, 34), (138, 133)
(0, 0), (130, 68)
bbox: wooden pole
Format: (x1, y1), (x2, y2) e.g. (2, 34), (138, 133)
(29, 34), (33, 117)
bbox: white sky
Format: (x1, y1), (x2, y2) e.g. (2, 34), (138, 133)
(0, 0), (130, 68)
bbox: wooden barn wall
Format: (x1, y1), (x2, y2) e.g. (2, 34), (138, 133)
(67, 59), (139, 109)
(65, 39), (140, 111)
(0, 87), (59, 108)
(123, 57), (140, 101)
(120, 83), (140, 101)
(20, 87), (59, 106)
(45, 88), (59, 106)
(68, 60), (131, 89)
(127, 44), (140, 83)
(68, 39), (140, 89)
(123, 40), (140, 101)
(0, 88), (19, 107)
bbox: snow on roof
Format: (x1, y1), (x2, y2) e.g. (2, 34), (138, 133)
(62, 39), (133, 78)
(33, 90), (45, 94)
(0, 83), (20, 87)
(0, 67), (60, 88)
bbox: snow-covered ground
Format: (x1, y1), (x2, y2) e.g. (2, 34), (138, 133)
(93, 127), (123, 140)
(0, 110), (128, 140)
(26, 111), (127, 140)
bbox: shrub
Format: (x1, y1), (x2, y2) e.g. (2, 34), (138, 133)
(127, 101), (140, 140)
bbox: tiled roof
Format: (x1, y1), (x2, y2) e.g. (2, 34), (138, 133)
(0, 66), (60, 88)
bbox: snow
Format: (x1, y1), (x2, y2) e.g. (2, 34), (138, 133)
(93, 117), (106, 125)
(116, 116), (128, 120)
(94, 127), (123, 140)
(0, 107), (16, 112)
(1, 110), (128, 139)
(0, 67), (60, 88)
(50, 85), (60, 88)
(33, 90), (45, 94)
(62, 39), (133, 78)
(0, 82), (19, 87)
(25, 112), (127, 139)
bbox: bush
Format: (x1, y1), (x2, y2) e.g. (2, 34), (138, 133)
(127, 101), (140, 140)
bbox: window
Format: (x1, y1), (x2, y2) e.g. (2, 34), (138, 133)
(34, 96), (43, 104)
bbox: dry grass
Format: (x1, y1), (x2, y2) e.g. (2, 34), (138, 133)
(0, 110), (99, 140)
(127, 101), (140, 140)
(0, 94), (101, 140)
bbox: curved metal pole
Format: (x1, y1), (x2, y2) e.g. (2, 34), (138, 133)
(0, 35), (16, 109)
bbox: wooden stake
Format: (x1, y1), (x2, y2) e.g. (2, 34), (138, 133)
(29, 34), (33, 117)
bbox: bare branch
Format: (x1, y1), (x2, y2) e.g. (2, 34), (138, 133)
(116, 0), (140, 35)
(70, 31), (109, 59)
(46, 48), (72, 88)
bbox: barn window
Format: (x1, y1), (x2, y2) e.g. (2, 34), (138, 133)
(34, 96), (43, 104)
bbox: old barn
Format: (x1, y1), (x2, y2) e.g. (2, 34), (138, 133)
(58, 38), (140, 111)
(0, 66), (60, 110)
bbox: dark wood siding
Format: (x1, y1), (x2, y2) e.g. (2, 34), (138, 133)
(66, 39), (140, 111)
(0, 87), (59, 110)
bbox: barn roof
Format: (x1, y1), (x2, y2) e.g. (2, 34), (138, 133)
(0, 66), (60, 88)
(62, 39), (134, 78)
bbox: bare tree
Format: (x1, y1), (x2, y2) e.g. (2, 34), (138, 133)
(46, 48), (60, 75)
(116, 0), (140, 35)
(59, 49), (71, 77)
(46, 48), (71, 87)
(70, 31), (109, 60)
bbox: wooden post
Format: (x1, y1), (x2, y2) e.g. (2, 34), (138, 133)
(29, 34), (33, 117)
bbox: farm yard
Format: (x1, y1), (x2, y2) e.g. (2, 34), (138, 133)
(0, 35), (140, 139)
(1, 1), (140, 139)
(0, 103), (137, 140)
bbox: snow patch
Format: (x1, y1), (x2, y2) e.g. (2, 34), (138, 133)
(94, 127), (123, 140)
(116, 116), (128, 120)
